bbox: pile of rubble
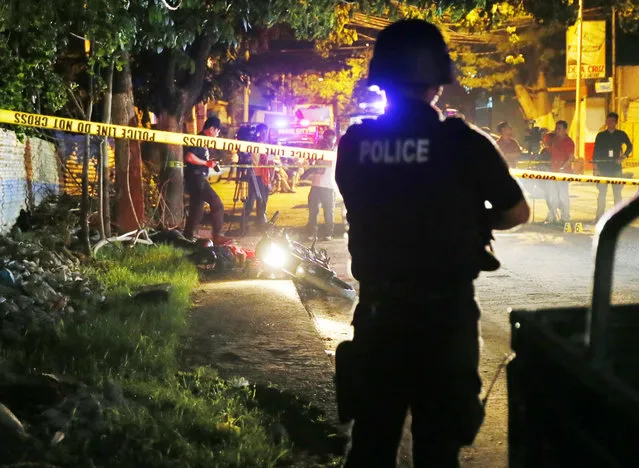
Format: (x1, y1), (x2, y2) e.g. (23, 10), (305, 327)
(0, 236), (106, 342)
(0, 195), (106, 344)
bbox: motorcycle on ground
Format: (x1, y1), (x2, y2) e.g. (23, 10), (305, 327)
(254, 212), (356, 300)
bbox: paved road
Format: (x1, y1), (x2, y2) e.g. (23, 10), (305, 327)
(298, 222), (639, 467)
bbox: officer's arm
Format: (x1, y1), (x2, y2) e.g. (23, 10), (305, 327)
(475, 133), (530, 230)
(622, 132), (633, 157)
(185, 151), (209, 166)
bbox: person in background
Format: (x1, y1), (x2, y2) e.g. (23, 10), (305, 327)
(183, 117), (233, 245)
(307, 129), (338, 241)
(545, 120), (575, 224)
(241, 124), (273, 233)
(536, 130), (556, 223)
(592, 112), (634, 221)
(495, 121), (523, 169)
(271, 155), (296, 193)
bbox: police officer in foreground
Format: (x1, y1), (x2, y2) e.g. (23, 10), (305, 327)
(183, 117), (233, 245)
(334, 20), (530, 467)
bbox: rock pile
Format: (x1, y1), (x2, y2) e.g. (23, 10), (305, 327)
(0, 236), (105, 343)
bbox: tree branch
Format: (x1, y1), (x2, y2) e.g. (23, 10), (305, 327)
(185, 29), (216, 108)
(67, 86), (86, 120)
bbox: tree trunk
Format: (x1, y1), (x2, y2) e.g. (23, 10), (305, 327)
(534, 71), (556, 131)
(113, 52), (144, 232)
(156, 111), (184, 229)
(99, 61), (114, 239)
(154, 32), (215, 229)
(331, 98), (340, 136)
(513, 74), (539, 122)
(80, 72), (94, 256)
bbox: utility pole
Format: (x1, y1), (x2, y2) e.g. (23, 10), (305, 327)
(611, 6), (617, 114)
(574, 0), (584, 160)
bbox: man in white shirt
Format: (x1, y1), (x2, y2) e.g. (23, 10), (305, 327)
(307, 129), (337, 241)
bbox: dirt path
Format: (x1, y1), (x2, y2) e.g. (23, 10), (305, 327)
(181, 279), (349, 466)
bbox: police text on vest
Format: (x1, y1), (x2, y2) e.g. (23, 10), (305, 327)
(359, 139), (430, 164)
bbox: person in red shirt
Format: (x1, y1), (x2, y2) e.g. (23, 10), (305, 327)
(547, 120), (575, 223)
(495, 121), (522, 168)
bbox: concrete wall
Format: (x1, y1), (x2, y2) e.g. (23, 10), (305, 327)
(617, 66), (639, 157)
(619, 66), (639, 103)
(0, 129), (61, 234)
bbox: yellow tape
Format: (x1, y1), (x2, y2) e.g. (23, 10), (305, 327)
(512, 169), (639, 186)
(0, 109), (336, 161)
(2, 108), (638, 186)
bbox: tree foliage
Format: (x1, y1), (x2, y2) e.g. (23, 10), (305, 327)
(0, 1), (69, 113)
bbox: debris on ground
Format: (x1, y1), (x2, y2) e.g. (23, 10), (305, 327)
(0, 195), (106, 341)
(0, 235), (106, 339)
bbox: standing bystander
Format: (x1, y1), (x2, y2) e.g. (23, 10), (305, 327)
(495, 121), (523, 169)
(547, 120), (575, 224)
(592, 112), (633, 221)
(307, 129), (338, 241)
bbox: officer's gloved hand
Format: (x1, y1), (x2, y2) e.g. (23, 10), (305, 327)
(206, 160), (221, 172)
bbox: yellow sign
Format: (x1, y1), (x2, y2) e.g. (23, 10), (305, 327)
(564, 222), (573, 233)
(0, 109), (336, 162)
(566, 20), (606, 80)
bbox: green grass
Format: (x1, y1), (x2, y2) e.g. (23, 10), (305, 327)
(0, 244), (292, 467)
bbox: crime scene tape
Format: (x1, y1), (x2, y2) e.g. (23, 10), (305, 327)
(511, 168), (639, 186)
(0, 109), (336, 161)
(2, 108), (639, 186)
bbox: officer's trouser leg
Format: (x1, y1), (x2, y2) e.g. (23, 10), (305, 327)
(410, 317), (482, 468)
(344, 290), (483, 468)
(307, 187), (321, 236)
(344, 387), (408, 467)
(612, 183), (623, 206)
(596, 183), (609, 219)
(199, 181), (225, 236)
(256, 178), (269, 225)
(184, 177), (205, 239)
(321, 187), (335, 237)
(242, 183), (257, 234)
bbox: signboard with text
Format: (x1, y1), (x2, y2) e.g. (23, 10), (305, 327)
(566, 20), (606, 80)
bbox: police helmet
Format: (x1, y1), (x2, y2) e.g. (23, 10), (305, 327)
(367, 19), (454, 89)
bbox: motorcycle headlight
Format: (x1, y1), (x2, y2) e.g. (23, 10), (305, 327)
(262, 244), (287, 268)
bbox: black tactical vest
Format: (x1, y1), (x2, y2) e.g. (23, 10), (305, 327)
(336, 103), (485, 285)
